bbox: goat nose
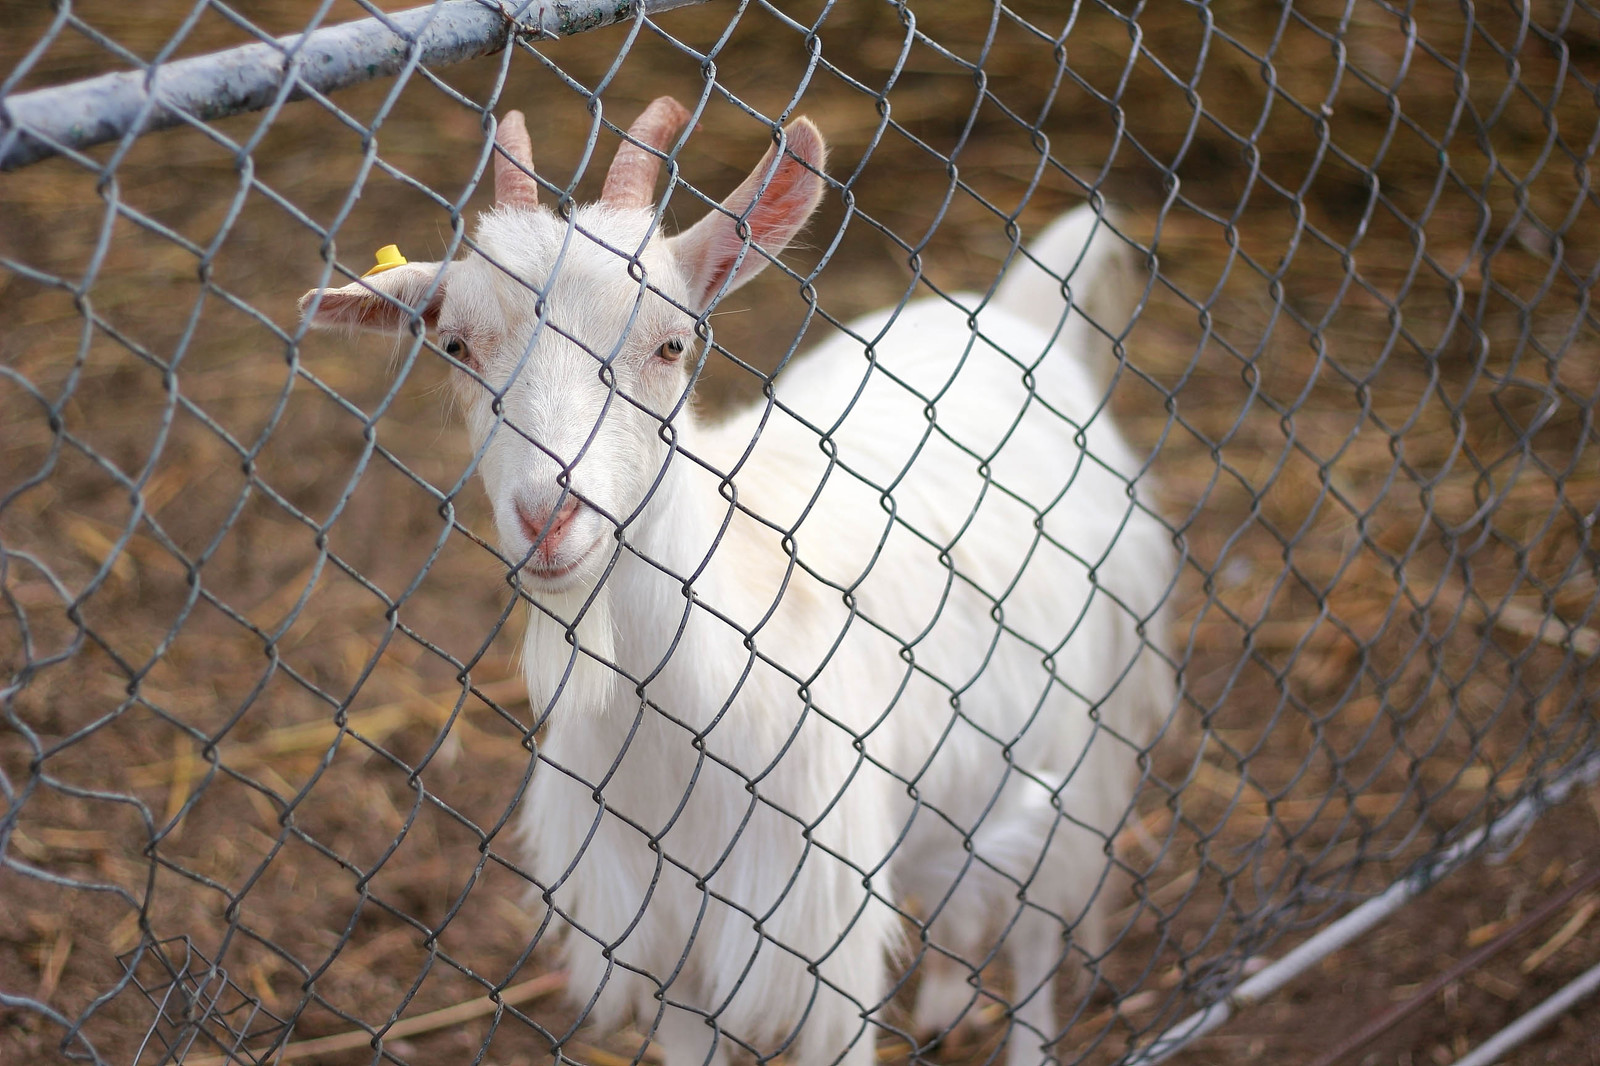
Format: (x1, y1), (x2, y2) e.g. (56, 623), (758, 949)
(517, 497), (580, 556)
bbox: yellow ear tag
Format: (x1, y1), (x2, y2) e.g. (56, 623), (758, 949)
(362, 244), (408, 277)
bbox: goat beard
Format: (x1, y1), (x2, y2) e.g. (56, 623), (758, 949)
(522, 585), (619, 719)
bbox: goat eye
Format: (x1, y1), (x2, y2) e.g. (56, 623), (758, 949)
(657, 338), (686, 362)
(443, 336), (471, 365)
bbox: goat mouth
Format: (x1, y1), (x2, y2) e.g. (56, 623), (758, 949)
(522, 536), (603, 583)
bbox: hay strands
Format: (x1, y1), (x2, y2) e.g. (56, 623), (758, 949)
(180, 969), (567, 1066)
(126, 674), (527, 787)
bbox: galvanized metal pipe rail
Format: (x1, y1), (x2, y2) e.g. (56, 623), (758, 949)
(0, 0), (707, 172)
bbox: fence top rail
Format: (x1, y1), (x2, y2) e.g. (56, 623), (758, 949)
(0, 0), (710, 173)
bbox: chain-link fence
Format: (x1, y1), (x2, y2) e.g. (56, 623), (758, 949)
(3, 2), (1598, 1065)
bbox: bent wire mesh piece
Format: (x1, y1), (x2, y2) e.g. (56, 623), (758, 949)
(119, 938), (289, 1066)
(3, 2), (1599, 1066)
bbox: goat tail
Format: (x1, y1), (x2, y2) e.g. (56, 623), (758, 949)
(991, 203), (1138, 390)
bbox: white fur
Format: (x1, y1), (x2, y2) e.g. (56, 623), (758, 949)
(305, 169), (1173, 1066)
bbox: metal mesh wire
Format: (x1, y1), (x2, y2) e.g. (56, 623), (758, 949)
(2, 1), (1598, 1064)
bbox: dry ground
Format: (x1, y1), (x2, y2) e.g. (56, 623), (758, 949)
(2, 1), (1598, 1064)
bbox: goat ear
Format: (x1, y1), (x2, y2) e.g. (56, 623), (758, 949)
(298, 262), (446, 333)
(669, 117), (826, 311)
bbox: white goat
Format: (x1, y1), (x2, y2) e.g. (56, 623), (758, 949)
(301, 98), (1174, 1066)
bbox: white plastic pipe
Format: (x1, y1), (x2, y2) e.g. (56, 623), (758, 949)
(1447, 959), (1600, 1066)
(1125, 749), (1600, 1065)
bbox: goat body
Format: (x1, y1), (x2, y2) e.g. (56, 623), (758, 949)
(302, 99), (1174, 1066)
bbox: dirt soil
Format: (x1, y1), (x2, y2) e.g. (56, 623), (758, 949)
(2, 1), (1598, 1065)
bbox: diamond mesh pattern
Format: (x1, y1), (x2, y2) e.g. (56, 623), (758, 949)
(2, 2), (1597, 1065)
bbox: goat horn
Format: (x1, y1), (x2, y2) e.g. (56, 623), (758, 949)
(495, 110), (539, 209)
(602, 96), (691, 209)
